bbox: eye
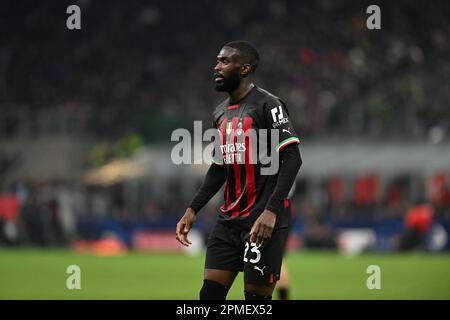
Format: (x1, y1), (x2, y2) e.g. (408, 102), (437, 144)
(217, 58), (229, 64)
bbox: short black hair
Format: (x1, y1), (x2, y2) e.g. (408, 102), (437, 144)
(224, 40), (260, 72)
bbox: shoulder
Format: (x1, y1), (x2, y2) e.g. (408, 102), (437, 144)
(254, 86), (289, 114)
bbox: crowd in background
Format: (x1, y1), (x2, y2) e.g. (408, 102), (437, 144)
(1, 0), (449, 142)
(1, 171), (449, 251)
(1, 1), (450, 250)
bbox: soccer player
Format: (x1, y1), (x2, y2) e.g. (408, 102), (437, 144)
(175, 41), (302, 300)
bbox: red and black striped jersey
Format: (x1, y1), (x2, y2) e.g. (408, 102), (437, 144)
(212, 85), (300, 230)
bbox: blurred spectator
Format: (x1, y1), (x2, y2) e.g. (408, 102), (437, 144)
(397, 203), (434, 250)
(0, 0), (449, 142)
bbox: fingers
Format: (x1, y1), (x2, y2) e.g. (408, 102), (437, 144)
(250, 224), (273, 248)
(176, 220), (184, 241)
(184, 219), (192, 234)
(254, 226), (264, 247)
(249, 223), (259, 244)
(177, 233), (191, 247)
(176, 220), (190, 247)
(257, 226), (268, 247)
(182, 230), (192, 245)
(250, 224), (263, 247)
(176, 209), (197, 247)
(261, 225), (273, 247)
(182, 219), (192, 245)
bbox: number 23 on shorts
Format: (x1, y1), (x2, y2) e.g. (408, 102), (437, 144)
(243, 242), (261, 264)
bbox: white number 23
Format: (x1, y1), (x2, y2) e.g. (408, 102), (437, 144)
(243, 242), (261, 264)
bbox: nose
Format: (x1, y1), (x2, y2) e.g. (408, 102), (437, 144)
(214, 62), (221, 72)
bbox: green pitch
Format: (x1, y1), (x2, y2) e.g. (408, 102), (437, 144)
(0, 248), (449, 299)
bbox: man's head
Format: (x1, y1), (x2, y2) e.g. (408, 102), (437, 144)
(214, 41), (260, 92)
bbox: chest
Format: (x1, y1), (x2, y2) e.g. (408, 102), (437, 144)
(216, 103), (265, 133)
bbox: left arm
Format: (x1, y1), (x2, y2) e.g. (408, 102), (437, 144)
(265, 144), (302, 214)
(249, 143), (302, 246)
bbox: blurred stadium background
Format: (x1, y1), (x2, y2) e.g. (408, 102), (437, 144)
(1, 0), (450, 299)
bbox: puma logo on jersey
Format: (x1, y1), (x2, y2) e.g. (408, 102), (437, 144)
(282, 128), (291, 134)
(254, 265), (266, 276)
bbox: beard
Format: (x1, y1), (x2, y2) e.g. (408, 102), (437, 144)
(215, 69), (241, 92)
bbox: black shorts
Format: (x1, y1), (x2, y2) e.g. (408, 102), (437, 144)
(205, 221), (289, 286)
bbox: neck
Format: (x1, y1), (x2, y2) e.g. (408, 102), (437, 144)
(229, 79), (254, 102)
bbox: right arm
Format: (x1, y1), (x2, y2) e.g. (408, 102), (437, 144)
(189, 163), (226, 214)
(176, 163), (226, 246)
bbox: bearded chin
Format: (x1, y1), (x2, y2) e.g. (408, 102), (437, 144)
(215, 73), (241, 92)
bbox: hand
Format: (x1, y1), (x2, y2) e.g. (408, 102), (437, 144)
(176, 208), (197, 247)
(249, 209), (277, 247)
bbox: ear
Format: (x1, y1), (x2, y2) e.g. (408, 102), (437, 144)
(240, 64), (252, 78)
